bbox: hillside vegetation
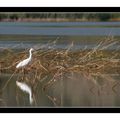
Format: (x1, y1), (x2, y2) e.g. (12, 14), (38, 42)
(0, 12), (120, 22)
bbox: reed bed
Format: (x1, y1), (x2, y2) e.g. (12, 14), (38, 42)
(0, 36), (120, 106)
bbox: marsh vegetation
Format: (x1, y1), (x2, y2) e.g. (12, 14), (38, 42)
(0, 35), (120, 106)
(0, 21), (120, 107)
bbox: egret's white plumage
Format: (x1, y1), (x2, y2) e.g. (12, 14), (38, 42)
(16, 81), (33, 104)
(16, 48), (34, 68)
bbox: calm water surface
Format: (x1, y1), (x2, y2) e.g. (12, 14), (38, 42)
(0, 73), (120, 107)
(1, 22), (120, 36)
(0, 22), (120, 50)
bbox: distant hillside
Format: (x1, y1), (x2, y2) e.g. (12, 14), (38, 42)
(0, 12), (120, 22)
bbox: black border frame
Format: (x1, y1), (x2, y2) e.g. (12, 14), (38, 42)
(0, 7), (120, 12)
(0, 108), (120, 113)
(0, 7), (120, 113)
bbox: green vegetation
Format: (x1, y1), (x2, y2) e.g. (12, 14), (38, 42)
(0, 12), (120, 22)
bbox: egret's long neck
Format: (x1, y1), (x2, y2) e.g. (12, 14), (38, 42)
(29, 50), (32, 59)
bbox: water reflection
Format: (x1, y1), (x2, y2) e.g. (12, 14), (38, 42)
(0, 72), (120, 107)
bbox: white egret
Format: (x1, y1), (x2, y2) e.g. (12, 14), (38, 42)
(16, 81), (33, 105)
(16, 48), (34, 68)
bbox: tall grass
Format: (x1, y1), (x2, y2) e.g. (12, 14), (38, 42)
(0, 36), (120, 106)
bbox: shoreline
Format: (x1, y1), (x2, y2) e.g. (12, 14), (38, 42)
(1, 18), (120, 22)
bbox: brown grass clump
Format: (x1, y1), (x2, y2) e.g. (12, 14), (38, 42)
(0, 36), (120, 106)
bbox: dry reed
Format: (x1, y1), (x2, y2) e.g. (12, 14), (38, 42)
(0, 36), (120, 106)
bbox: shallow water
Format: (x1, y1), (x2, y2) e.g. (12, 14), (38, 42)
(0, 39), (119, 50)
(0, 22), (120, 50)
(1, 22), (120, 36)
(0, 73), (120, 107)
